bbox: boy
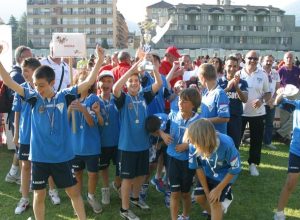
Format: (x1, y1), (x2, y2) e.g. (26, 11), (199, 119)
(184, 119), (241, 220)
(113, 58), (162, 220)
(0, 44), (104, 220)
(13, 58), (41, 214)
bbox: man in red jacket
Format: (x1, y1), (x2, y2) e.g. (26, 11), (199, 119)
(112, 51), (131, 82)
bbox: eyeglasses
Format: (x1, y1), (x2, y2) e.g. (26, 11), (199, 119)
(247, 57), (258, 61)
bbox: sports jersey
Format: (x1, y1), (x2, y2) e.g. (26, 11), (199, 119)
(189, 133), (241, 183)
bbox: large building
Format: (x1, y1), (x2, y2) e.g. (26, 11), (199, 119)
(27, 0), (128, 49)
(147, 0), (300, 51)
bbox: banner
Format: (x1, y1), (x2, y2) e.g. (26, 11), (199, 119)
(0, 25), (12, 72)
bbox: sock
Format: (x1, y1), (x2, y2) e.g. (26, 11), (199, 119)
(88, 193), (95, 200)
(276, 211), (284, 215)
(120, 207), (127, 213)
(22, 197), (29, 201)
(9, 165), (19, 176)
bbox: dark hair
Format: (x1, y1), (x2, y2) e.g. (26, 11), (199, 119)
(209, 57), (223, 73)
(179, 88), (201, 111)
(33, 65), (55, 83)
(21, 58), (41, 70)
(74, 70), (96, 94)
(15, 46), (31, 63)
(145, 115), (161, 133)
(226, 56), (238, 63)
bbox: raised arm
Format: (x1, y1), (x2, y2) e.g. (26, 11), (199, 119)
(77, 45), (104, 94)
(151, 61), (163, 94)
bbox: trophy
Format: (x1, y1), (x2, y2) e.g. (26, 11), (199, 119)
(138, 16), (157, 52)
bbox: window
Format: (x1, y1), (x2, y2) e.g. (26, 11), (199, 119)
(33, 29), (39, 35)
(248, 16), (253, 22)
(271, 16), (276, 22)
(233, 26), (241, 31)
(101, 18), (107, 24)
(263, 16), (270, 22)
(33, 18), (41, 25)
(224, 37), (230, 43)
(276, 27), (281, 32)
(90, 8), (95, 14)
(249, 26), (254, 31)
(202, 15), (207, 21)
(90, 18), (95, 24)
(208, 15), (212, 21)
(218, 15), (224, 21)
(101, 8), (107, 14)
(226, 26), (231, 31)
(90, 38), (95, 44)
(256, 26), (263, 32)
(277, 16), (281, 22)
(241, 26), (247, 31)
(196, 15), (200, 20)
(225, 15), (230, 21)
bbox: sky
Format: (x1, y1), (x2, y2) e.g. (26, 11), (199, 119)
(0, 0), (297, 24)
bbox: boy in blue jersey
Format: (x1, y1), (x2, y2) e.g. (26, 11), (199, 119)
(96, 70), (121, 205)
(0, 44), (104, 220)
(198, 63), (230, 134)
(13, 58), (41, 214)
(160, 88), (201, 220)
(184, 119), (241, 220)
(218, 56), (248, 149)
(274, 89), (300, 220)
(113, 58), (162, 220)
(69, 70), (103, 214)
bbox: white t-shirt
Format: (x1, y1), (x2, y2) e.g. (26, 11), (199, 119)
(262, 68), (280, 97)
(40, 56), (70, 92)
(240, 68), (270, 117)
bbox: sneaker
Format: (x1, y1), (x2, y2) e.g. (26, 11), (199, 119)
(164, 191), (171, 208)
(265, 144), (277, 150)
(101, 187), (110, 205)
(49, 189), (61, 205)
(150, 177), (165, 193)
(249, 163), (259, 176)
(177, 214), (190, 220)
(111, 181), (121, 199)
(87, 196), (102, 214)
(274, 211), (285, 220)
(139, 184), (149, 201)
(5, 172), (21, 185)
(191, 190), (196, 204)
(120, 209), (140, 220)
(130, 198), (150, 210)
(15, 198), (30, 214)
(222, 194), (233, 214)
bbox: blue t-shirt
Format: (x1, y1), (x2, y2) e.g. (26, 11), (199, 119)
(114, 87), (155, 152)
(189, 133), (241, 183)
(218, 76), (248, 116)
(282, 98), (300, 156)
(99, 94), (120, 148)
(166, 111), (201, 161)
(170, 95), (179, 113)
(201, 85), (230, 134)
(12, 82), (32, 145)
(70, 93), (101, 156)
(24, 86), (77, 163)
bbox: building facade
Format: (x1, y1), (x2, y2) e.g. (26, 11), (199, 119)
(27, 0), (128, 49)
(147, 1), (300, 51)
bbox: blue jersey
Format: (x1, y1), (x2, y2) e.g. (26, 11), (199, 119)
(12, 82), (32, 145)
(218, 77), (248, 116)
(189, 133), (241, 183)
(282, 98), (300, 156)
(99, 94), (120, 148)
(170, 95), (179, 113)
(24, 86), (77, 163)
(201, 85), (230, 134)
(141, 72), (170, 115)
(149, 113), (169, 145)
(70, 94), (101, 156)
(115, 87), (155, 152)
(167, 111), (201, 161)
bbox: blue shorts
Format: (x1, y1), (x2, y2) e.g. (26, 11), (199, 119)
(288, 152), (300, 173)
(18, 144), (30, 161)
(167, 156), (195, 193)
(72, 155), (100, 173)
(99, 146), (118, 170)
(31, 161), (77, 190)
(118, 150), (149, 179)
(194, 178), (232, 202)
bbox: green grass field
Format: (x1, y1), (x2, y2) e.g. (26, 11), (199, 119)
(0, 143), (300, 220)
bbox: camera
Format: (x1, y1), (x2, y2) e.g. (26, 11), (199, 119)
(138, 60), (154, 72)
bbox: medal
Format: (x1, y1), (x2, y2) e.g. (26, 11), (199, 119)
(105, 122), (109, 126)
(135, 119), (139, 124)
(129, 95), (140, 125)
(39, 105), (45, 113)
(80, 125), (83, 129)
(213, 173), (219, 178)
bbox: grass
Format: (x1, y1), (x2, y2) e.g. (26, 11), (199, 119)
(0, 142), (300, 220)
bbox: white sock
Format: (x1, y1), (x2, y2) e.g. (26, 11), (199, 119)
(276, 211), (284, 215)
(9, 165), (19, 176)
(88, 193), (95, 200)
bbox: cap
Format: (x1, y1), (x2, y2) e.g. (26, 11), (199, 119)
(165, 46), (181, 59)
(98, 70), (114, 81)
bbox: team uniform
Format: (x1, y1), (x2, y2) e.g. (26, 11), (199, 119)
(170, 95), (179, 113)
(189, 133), (241, 201)
(71, 94), (101, 173)
(201, 85), (230, 134)
(23, 86), (78, 190)
(114, 86), (156, 179)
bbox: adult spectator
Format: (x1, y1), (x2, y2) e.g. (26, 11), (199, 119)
(240, 50), (271, 176)
(111, 51), (131, 82)
(99, 52), (119, 74)
(274, 52), (300, 144)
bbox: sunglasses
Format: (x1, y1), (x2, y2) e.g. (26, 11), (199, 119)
(247, 57), (258, 61)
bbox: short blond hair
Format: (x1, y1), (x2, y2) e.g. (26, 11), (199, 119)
(183, 119), (217, 157)
(198, 63), (217, 81)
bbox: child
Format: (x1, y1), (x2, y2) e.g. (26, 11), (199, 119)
(160, 88), (201, 220)
(97, 70), (121, 204)
(0, 44), (104, 220)
(69, 69), (103, 214)
(113, 58), (162, 220)
(184, 119), (241, 220)
(170, 80), (187, 113)
(274, 88), (300, 220)
(13, 58), (41, 214)
(198, 63), (230, 134)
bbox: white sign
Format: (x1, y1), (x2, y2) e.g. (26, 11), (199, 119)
(183, 69), (198, 81)
(52, 33), (86, 58)
(0, 25), (12, 72)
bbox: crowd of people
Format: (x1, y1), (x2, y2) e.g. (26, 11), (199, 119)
(0, 43), (300, 220)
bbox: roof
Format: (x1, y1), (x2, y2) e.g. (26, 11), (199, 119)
(147, 0), (173, 9)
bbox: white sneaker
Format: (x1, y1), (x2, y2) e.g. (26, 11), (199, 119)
(15, 198), (30, 214)
(274, 211), (285, 220)
(249, 163), (259, 176)
(5, 172), (21, 185)
(101, 187), (110, 205)
(49, 189), (61, 205)
(265, 144), (277, 150)
(222, 194), (233, 214)
(120, 209), (140, 220)
(87, 196), (102, 213)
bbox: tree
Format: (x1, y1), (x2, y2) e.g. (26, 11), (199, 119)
(16, 13), (27, 47)
(7, 15), (18, 49)
(101, 38), (109, 49)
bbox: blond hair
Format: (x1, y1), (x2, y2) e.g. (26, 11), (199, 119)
(198, 63), (217, 81)
(183, 119), (217, 157)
